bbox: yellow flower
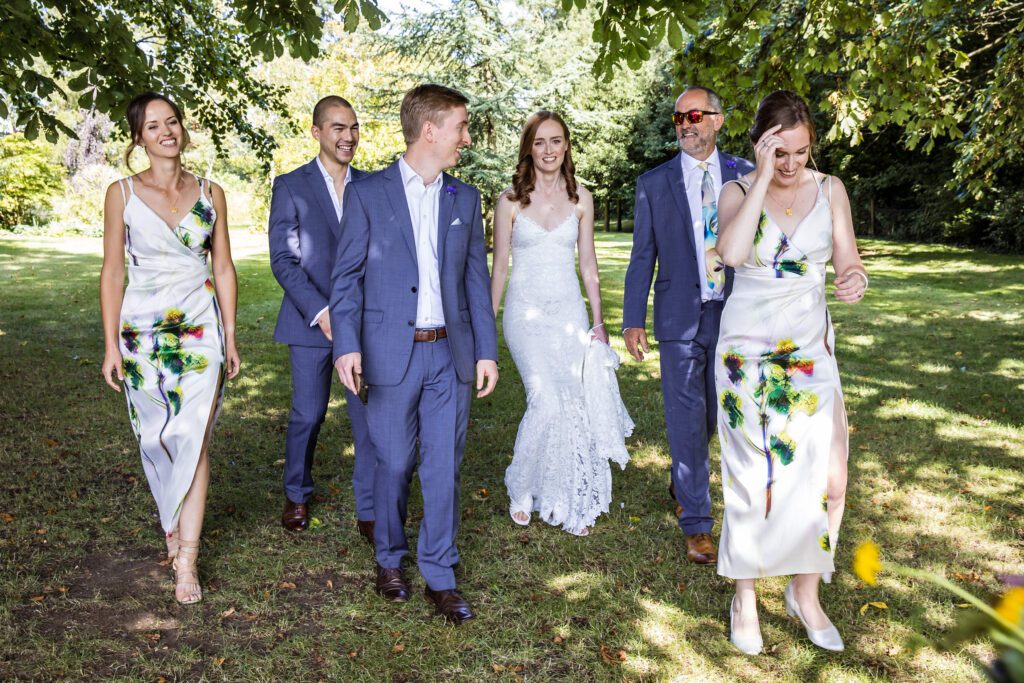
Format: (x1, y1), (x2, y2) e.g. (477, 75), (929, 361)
(995, 587), (1024, 625)
(853, 541), (882, 585)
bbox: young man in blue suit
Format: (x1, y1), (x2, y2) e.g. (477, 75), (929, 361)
(330, 84), (499, 624)
(622, 86), (754, 566)
(269, 96), (376, 543)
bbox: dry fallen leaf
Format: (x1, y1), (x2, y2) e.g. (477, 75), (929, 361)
(859, 601), (888, 615)
(391, 643), (405, 653)
(219, 607), (236, 619)
(213, 657), (226, 666)
(325, 579), (334, 590)
(492, 664), (505, 673)
(390, 630), (402, 638)
(599, 644), (620, 665)
(30, 595), (45, 603)
(35, 528), (47, 536)
(1, 512), (14, 523)
(278, 581), (296, 590)
(552, 635), (564, 644)
(676, 581), (687, 593)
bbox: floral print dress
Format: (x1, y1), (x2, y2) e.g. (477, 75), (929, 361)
(715, 174), (847, 580)
(118, 174), (225, 533)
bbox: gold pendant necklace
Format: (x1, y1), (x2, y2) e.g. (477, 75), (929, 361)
(768, 183), (799, 217)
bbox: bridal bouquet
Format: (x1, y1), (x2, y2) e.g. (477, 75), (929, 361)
(854, 542), (1024, 682)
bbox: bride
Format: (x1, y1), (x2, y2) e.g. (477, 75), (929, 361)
(491, 111), (633, 536)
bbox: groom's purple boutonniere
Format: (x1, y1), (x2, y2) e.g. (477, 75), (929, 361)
(725, 157), (737, 169)
(444, 184), (457, 196)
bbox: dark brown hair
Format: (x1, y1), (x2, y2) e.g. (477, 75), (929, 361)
(313, 95), (355, 127)
(508, 111), (578, 208)
(749, 90), (817, 147)
(123, 92), (190, 172)
(400, 84), (469, 144)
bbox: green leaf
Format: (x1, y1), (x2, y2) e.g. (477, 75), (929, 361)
(562, 0), (574, 12)
(667, 18), (683, 49)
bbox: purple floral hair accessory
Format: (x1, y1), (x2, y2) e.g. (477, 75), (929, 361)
(725, 157), (737, 169)
(444, 184), (457, 196)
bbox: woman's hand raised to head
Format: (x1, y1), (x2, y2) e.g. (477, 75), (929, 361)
(753, 124), (783, 184)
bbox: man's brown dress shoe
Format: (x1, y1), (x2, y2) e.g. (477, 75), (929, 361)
(281, 499), (308, 532)
(357, 519), (375, 547)
(374, 565), (411, 602)
(424, 586), (475, 624)
(685, 532), (718, 565)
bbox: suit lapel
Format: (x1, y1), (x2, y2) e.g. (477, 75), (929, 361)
(719, 152), (741, 183)
(668, 154), (697, 256)
(305, 159), (340, 233)
(382, 162), (419, 265)
(436, 174), (456, 272)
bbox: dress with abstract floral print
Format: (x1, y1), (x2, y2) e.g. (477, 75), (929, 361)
(715, 173), (847, 581)
(118, 174), (224, 533)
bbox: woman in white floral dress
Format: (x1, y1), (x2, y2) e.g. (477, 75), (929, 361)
(100, 92), (240, 604)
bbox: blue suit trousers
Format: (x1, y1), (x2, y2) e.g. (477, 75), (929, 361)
(367, 338), (471, 592)
(660, 300), (723, 535)
(285, 345), (375, 521)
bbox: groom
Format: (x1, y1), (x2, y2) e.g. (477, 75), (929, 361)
(269, 96), (376, 541)
(330, 84), (498, 624)
(622, 86), (753, 565)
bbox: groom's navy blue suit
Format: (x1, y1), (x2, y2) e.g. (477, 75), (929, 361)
(623, 151), (753, 536)
(330, 161), (497, 590)
(269, 159), (375, 519)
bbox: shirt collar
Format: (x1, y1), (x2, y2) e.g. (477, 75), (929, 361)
(315, 156), (352, 184)
(680, 147), (720, 173)
(399, 155), (443, 190)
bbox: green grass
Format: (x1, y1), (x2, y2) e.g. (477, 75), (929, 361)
(0, 232), (1021, 682)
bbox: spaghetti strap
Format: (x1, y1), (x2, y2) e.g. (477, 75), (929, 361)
(117, 179), (128, 205)
(725, 178), (749, 196)
(198, 176), (212, 204)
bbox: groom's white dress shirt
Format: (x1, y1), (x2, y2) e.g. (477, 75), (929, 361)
(399, 155), (446, 328)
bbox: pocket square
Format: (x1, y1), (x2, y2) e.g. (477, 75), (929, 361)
(451, 217), (463, 226)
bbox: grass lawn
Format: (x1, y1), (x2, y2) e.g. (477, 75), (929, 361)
(0, 230), (1021, 682)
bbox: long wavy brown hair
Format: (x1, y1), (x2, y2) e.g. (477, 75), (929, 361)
(509, 111), (578, 207)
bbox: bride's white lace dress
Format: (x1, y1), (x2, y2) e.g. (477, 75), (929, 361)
(502, 208), (633, 535)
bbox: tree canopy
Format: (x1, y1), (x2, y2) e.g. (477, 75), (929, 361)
(574, 0), (1023, 200)
(0, 0), (386, 162)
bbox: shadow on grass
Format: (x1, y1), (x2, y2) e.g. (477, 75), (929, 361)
(0, 235), (1020, 681)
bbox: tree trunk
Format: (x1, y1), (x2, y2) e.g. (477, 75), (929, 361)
(604, 195), (611, 232)
(616, 196), (623, 232)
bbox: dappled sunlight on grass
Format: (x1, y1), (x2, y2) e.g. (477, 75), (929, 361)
(545, 571), (604, 601)
(1, 234), (1020, 680)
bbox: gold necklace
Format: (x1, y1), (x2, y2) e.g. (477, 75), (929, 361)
(767, 181), (800, 216)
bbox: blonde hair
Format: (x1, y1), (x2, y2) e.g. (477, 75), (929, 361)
(399, 84), (469, 144)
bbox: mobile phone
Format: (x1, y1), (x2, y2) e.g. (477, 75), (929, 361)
(355, 371), (369, 405)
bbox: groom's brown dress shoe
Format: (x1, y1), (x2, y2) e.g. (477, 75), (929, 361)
(375, 565), (411, 602)
(685, 533), (717, 565)
(357, 519), (375, 547)
(281, 499), (308, 532)
(424, 586), (475, 624)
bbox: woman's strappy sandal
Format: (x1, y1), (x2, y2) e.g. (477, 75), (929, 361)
(173, 539), (203, 605)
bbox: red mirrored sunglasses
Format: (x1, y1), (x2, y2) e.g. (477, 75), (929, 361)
(672, 109), (720, 125)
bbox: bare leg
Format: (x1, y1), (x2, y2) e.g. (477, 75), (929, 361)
(732, 578), (760, 638)
(174, 447), (209, 603)
(827, 390), (849, 541)
(792, 391), (849, 628)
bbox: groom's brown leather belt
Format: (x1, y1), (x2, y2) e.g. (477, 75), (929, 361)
(413, 327), (447, 342)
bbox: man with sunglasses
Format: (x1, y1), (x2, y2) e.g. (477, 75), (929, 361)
(622, 86), (754, 566)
